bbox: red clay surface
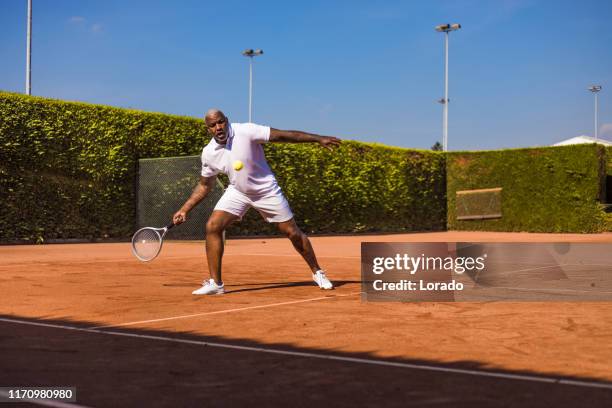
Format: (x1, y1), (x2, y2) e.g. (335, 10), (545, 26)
(1, 231), (612, 407)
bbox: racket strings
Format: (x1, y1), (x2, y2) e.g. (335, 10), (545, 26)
(132, 228), (162, 261)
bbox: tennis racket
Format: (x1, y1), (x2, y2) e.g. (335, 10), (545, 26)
(131, 221), (175, 262)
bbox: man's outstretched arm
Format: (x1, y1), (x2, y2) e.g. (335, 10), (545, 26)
(269, 128), (341, 150)
(173, 175), (217, 224)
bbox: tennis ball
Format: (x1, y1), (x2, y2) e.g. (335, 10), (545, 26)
(233, 160), (244, 171)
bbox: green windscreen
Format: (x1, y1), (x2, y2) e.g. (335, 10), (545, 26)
(137, 156), (225, 240)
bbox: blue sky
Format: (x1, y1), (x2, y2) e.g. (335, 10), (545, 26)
(1, 0), (611, 150)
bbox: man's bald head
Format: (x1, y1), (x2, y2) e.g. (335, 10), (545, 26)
(205, 109), (226, 121)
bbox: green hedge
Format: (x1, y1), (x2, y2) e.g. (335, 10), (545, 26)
(605, 146), (612, 230)
(251, 142), (447, 235)
(0, 92), (446, 243)
(447, 145), (608, 233)
(0, 92), (208, 243)
(4, 91), (607, 240)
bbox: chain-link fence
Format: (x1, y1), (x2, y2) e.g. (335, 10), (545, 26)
(137, 156), (225, 240)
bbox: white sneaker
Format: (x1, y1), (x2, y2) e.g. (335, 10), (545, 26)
(312, 270), (333, 290)
(192, 279), (225, 295)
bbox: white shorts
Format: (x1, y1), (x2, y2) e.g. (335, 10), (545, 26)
(214, 185), (294, 223)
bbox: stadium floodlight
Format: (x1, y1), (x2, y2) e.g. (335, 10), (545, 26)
(588, 85), (602, 140)
(242, 49), (264, 122)
(435, 23), (461, 151)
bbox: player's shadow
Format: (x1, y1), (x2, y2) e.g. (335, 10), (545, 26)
(162, 280), (360, 293)
(223, 280), (360, 294)
(3, 313), (611, 408)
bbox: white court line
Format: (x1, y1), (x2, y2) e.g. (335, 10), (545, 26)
(0, 391), (91, 408)
(489, 264), (563, 275)
(223, 253), (361, 259)
(473, 264), (560, 283)
(478, 286), (612, 295)
(1, 317), (611, 391)
(91, 292), (362, 329)
(488, 260), (612, 267)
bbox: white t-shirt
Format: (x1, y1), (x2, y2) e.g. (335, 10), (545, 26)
(201, 122), (278, 195)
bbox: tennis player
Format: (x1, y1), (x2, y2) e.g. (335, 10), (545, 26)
(173, 109), (341, 295)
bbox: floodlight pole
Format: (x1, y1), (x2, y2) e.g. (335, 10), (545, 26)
(249, 58), (253, 121)
(242, 49), (264, 123)
(595, 90), (598, 140)
(588, 85), (602, 140)
(436, 23), (461, 151)
(443, 31), (449, 151)
(26, 0), (32, 95)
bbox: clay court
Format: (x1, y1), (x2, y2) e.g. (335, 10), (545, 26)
(1, 231), (612, 407)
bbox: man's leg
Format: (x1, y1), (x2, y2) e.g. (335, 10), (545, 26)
(277, 218), (321, 273)
(206, 210), (239, 284)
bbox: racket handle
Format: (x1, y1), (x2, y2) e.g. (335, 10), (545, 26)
(165, 221), (176, 230)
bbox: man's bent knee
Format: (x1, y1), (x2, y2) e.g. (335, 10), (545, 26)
(206, 216), (230, 235)
(285, 226), (304, 243)
(206, 211), (237, 235)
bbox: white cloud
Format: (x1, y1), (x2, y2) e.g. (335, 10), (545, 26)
(69, 16), (85, 24)
(69, 16), (103, 34)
